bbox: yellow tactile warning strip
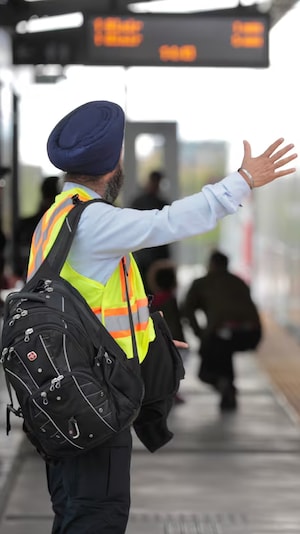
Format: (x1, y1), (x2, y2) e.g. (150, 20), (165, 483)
(255, 314), (300, 420)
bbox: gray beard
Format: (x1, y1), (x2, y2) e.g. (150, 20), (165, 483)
(103, 166), (124, 203)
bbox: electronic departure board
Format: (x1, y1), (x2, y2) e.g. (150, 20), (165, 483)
(13, 13), (269, 68)
(88, 14), (269, 68)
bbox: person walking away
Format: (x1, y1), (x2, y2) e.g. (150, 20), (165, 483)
(182, 250), (262, 411)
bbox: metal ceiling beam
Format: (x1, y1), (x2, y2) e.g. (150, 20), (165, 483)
(0, 0), (298, 28)
(0, 0), (149, 26)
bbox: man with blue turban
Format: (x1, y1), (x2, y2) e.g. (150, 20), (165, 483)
(29, 99), (296, 533)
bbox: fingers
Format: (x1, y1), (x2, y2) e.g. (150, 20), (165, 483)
(262, 138), (285, 158)
(270, 144), (296, 163)
(274, 166), (297, 179)
(274, 153), (298, 170)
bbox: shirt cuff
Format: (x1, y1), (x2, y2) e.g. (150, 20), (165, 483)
(221, 171), (252, 198)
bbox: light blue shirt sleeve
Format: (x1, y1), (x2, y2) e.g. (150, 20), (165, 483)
(65, 172), (250, 284)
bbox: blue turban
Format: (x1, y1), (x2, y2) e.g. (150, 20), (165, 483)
(47, 101), (125, 176)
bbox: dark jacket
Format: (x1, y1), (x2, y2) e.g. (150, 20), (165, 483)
(183, 270), (262, 342)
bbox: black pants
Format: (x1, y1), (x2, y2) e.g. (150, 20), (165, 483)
(198, 329), (261, 388)
(199, 335), (235, 388)
(46, 429), (132, 534)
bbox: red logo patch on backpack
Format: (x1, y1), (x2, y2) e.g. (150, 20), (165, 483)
(27, 351), (38, 362)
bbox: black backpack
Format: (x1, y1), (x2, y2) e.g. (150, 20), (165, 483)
(0, 197), (144, 461)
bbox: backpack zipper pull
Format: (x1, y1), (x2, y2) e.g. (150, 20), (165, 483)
(104, 352), (112, 364)
(50, 375), (64, 391)
(41, 391), (48, 405)
(68, 417), (80, 439)
(0, 348), (8, 363)
(24, 328), (34, 342)
(7, 347), (14, 361)
(95, 348), (112, 366)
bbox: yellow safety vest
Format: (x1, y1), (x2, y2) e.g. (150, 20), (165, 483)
(27, 187), (155, 362)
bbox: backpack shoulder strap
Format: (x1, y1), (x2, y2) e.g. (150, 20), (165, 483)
(43, 196), (106, 275)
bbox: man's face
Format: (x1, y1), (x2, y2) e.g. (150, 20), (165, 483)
(103, 164), (124, 203)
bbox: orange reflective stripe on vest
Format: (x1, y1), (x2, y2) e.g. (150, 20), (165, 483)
(27, 197), (74, 279)
(103, 297), (150, 338)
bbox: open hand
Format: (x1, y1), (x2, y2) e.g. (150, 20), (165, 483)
(240, 138), (297, 188)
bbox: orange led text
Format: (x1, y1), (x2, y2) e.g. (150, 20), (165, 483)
(231, 19), (265, 48)
(93, 17), (144, 48)
(159, 44), (197, 63)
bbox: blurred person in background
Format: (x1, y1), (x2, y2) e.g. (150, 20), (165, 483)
(147, 258), (188, 404)
(129, 170), (171, 292)
(182, 250), (262, 412)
